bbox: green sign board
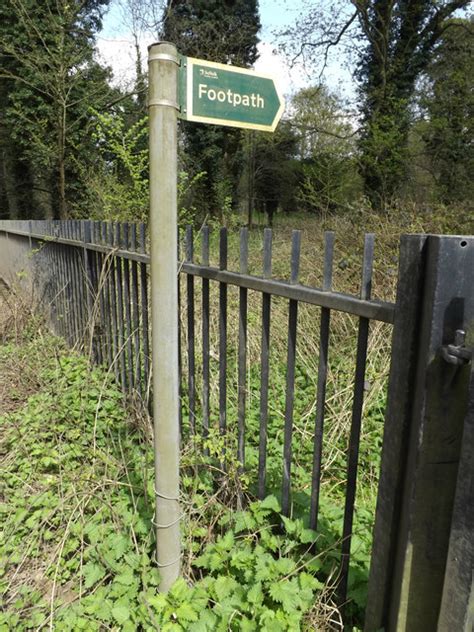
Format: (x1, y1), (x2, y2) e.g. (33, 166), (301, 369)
(179, 56), (285, 132)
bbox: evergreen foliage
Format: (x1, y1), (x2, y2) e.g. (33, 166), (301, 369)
(162, 0), (260, 65)
(420, 18), (474, 204)
(355, 0), (471, 209)
(0, 0), (113, 219)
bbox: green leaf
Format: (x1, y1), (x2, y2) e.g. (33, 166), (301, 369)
(269, 580), (300, 613)
(111, 603), (130, 624)
(208, 552), (224, 572)
(170, 577), (190, 602)
(259, 495), (281, 513)
(162, 623), (184, 631)
(269, 582), (287, 604)
(107, 534), (130, 559)
(247, 581), (263, 605)
(255, 555), (273, 582)
(147, 593), (168, 612)
(349, 583), (368, 608)
(83, 522), (101, 544)
(299, 572), (324, 591)
(300, 528), (318, 544)
(258, 608), (275, 627)
(189, 609), (217, 631)
(274, 557), (296, 576)
(230, 547), (254, 570)
(176, 602), (199, 622)
(123, 551), (141, 570)
(240, 617), (257, 631)
(219, 530), (234, 551)
(306, 557), (323, 572)
(213, 576), (239, 602)
(82, 562), (105, 589)
(234, 511), (257, 533)
(114, 568), (136, 586)
(281, 515), (297, 535)
(260, 530), (281, 552)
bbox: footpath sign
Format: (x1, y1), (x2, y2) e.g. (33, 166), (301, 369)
(179, 56), (285, 132)
(147, 42), (285, 591)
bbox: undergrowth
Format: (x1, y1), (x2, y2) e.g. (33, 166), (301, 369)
(0, 326), (373, 631)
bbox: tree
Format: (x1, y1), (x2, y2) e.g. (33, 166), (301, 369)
(356, 0), (472, 209)
(162, 0), (260, 65)
(116, 0), (169, 113)
(290, 85), (361, 215)
(243, 123), (299, 226)
(279, 0), (471, 210)
(161, 0), (261, 220)
(0, 0), (112, 219)
(419, 18), (474, 203)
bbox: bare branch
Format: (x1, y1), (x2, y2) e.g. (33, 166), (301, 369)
(288, 119), (360, 141)
(289, 9), (359, 67)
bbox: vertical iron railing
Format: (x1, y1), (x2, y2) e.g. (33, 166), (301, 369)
(219, 228), (228, 467)
(175, 224), (396, 615)
(258, 227), (272, 499)
(201, 226), (211, 455)
(309, 231), (334, 530)
(237, 227), (249, 472)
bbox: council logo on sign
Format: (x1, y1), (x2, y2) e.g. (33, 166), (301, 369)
(199, 68), (218, 80)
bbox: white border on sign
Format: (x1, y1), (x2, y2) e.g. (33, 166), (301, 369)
(184, 56), (285, 133)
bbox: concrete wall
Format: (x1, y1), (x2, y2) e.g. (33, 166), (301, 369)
(0, 231), (36, 290)
(0, 231), (56, 324)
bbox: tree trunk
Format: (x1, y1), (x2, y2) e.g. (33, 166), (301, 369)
(58, 106), (67, 219)
(1, 147), (21, 219)
(247, 131), (255, 228)
(31, 171), (53, 219)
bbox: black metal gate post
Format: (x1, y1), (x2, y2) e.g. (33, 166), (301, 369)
(365, 235), (474, 632)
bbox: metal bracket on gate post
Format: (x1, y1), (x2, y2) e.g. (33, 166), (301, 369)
(440, 329), (472, 366)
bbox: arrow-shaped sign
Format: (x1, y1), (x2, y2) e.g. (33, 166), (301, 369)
(179, 56), (285, 132)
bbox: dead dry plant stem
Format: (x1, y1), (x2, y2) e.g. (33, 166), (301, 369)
(48, 483), (109, 630)
(84, 247), (115, 359)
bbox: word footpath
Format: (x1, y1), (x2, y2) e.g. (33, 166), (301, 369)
(197, 84), (265, 109)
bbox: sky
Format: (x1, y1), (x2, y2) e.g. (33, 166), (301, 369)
(96, 0), (354, 100)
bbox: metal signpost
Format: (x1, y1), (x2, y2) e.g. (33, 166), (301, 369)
(148, 42), (181, 593)
(148, 42), (284, 591)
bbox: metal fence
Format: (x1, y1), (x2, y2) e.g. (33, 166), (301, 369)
(0, 220), (151, 393)
(1, 219), (473, 631)
(0, 219), (393, 598)
(181, 224), (395, 608)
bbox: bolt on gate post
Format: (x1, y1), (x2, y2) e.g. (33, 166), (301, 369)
(148, 42), (181, 591)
